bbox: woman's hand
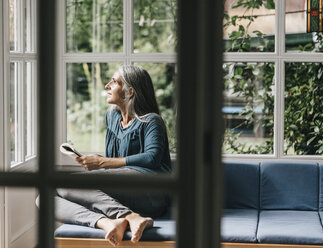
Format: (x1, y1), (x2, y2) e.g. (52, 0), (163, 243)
(75, 154), (103, 171)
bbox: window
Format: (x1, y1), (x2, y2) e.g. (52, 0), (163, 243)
(1, 1), (223, 248)
(6, 0), (37, 168)
(57, 0), (177, 165)
(223, 0), (323, 159)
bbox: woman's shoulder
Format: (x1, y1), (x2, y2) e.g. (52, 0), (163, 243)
(140, 113), (166, 130)
(141, 113), (163, 123)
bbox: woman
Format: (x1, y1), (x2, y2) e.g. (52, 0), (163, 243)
(55, 65), (172, 246)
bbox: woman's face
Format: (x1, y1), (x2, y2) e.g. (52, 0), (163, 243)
(105, 71), (125, 106)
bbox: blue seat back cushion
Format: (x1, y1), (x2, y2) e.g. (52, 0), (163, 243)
(260, 162), (318, 210)
(224, 161), (259, 209)
(55, 220), (175, 241)
(257, 210), (323, 245)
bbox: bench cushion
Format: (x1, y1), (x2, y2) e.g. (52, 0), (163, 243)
(319, 164), (323, 210)
(257, 210), (323, 245)
(55, 220), (175, 241)
(221, 209), (258, 243)
(260, 162), (318, 210)
(224, 161), (259, 209)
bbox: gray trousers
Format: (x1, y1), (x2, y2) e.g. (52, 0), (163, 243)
(55, 168), (169, 228)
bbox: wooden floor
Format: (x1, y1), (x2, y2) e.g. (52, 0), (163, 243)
(55, 238), (323, 248)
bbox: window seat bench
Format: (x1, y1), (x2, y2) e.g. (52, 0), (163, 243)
(55, 161), (323, 248)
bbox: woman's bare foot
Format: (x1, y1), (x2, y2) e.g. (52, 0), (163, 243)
(96, 217), (128, 246)
(125, 213), (153, 243)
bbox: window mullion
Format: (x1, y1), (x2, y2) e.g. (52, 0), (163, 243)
(276, 0), (285, 57)
(275, 59), (284, 158)
(21, 60), (26, 162)
(124, 0), (133, 64)
(276, 0), (285, 159)
(38, 0), (56, 246)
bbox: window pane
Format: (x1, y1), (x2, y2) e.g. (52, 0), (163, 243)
(285, 0), (323, 52)
(66, 0), (123, 53)
(223, 62), (275, 154)
(284, 63), (323, 155)
(25, 0), (36, 52)
(10, 63), (19, 163)
(133, 0), (177, 53)
(135, 63), (177, 153)
(25, 61), (36, 158)
(9, 0), (20, 51)
(223, 0), (275, 52)
(55, 188), (175, 247)
(66, 63), (121, 152)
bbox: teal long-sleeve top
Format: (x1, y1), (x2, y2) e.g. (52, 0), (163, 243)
(105, 110), (172, 174)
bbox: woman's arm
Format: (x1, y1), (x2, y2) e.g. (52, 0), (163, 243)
(76, 155), (126, 171)
(126, 116), (166, 170)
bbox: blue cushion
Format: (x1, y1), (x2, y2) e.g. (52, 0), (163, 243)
(221, 209), (258, 243)
(260, 161), (318, 210)
(224, 161), (259, 209)
(55, 220), (175, 241)
(257, 210), (323, 245)
(319, 164), (323, 210)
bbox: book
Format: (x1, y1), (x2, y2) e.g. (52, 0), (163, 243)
(60, 143), (83, 158)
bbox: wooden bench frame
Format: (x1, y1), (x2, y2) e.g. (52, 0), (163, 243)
(55, 238), (323, 248)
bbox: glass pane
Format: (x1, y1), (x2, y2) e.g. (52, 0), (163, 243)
(284, 62), (323, 155)
(223, 0), (275, 52)
(133, 0), (177, 53)
(25, 61), (36, 158)
(9, 0), (20, 51)
(55, 188), (175, 247)
(10, 63), (19, 163)
(67, 63), (121, 152)
(135, 63), (177, 153)
(285, 0), (323, 52)
(66, 0), (123, 53)
(223, 62), (275, 154)
(25, 0), (36, 52)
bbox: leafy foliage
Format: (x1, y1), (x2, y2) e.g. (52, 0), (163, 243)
(223, 0), (323, 155)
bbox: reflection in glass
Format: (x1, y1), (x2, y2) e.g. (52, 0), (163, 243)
(135, 63), (177, 153)
(285, 0), (323, 52)
(284, 63), (323, 155)
(133, 0), (177, 53)
(66, 0), (123, 53)
(223, 62), (275, 154)
(10, 63), (18, 162)
(9, 0), (19, 51)
(223, 0), (275, 52)
(66, 63), (120, 152)
(25, 62), (35, 158)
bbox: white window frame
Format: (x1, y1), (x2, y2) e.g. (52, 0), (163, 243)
(4, 0), (38, 171)
(223, 0), (323, 162)
(56, 0), (177, 166)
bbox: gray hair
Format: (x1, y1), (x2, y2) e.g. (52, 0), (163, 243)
(118, 65), (160, 120)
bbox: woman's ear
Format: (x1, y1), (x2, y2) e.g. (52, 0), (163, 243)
(129, 87), (135, 98)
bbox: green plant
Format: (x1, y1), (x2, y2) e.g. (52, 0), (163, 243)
(223, 0), (323, 155)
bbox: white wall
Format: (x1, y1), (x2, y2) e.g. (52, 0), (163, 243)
(5, 188), (38, 248)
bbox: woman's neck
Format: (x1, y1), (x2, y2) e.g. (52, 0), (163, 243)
(120, 110), (134, 128)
